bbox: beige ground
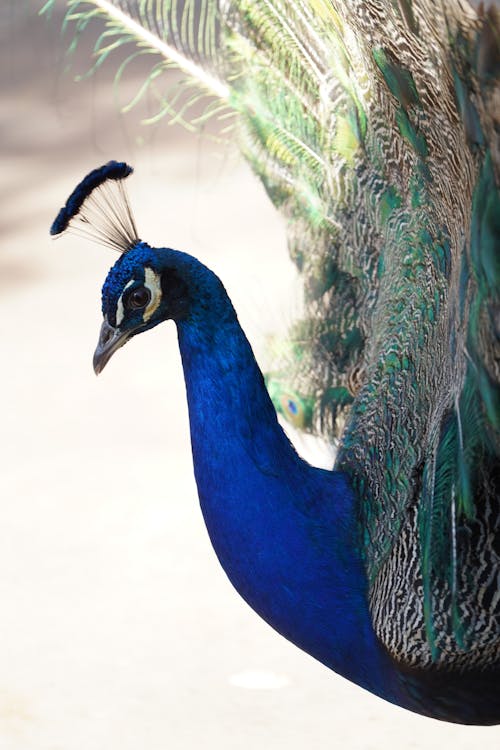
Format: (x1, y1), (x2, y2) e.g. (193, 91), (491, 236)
(1, 4), (499, 749)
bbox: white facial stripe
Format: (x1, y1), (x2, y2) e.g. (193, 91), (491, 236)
(116, 279), (135, 326)
(143, 267), (162, 322)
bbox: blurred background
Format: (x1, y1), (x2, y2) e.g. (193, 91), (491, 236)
(1, 3), (499, 748)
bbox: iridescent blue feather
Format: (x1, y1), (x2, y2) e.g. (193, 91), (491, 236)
(50, 160), (133, 235)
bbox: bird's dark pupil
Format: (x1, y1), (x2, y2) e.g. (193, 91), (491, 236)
(128, 286), (150, 309)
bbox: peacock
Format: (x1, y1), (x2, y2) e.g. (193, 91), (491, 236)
(47, 0), (500, 726)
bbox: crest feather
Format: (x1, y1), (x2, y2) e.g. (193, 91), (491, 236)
(50, 161), (139, 253)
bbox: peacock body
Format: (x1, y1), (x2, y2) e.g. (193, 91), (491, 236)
(48, 0), (500, 726)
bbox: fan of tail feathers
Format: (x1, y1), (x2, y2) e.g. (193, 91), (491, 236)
(45, 0), (500, 669)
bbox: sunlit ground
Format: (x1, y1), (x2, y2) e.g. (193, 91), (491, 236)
(1, 3), (499, 749)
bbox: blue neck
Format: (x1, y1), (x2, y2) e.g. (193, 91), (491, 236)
(176, 306), (393, 697)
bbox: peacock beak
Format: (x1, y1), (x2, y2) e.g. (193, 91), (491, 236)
(93, 319), (130, 375)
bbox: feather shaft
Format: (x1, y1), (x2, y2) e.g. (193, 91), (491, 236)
(90, 0), (229, 100)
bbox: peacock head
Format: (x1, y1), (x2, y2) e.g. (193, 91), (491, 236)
(51, 161), (231, 374)
(94, 242), (191, 373)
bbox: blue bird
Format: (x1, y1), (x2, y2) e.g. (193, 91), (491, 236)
(48, 0), (500, 728)
(51, 159), (499, 725)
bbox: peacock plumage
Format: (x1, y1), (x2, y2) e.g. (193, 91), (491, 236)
(48, 0), (500, 726)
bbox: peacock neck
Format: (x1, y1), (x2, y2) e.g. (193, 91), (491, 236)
(175, 304), (395, 698)
(177, 310), (300, 484)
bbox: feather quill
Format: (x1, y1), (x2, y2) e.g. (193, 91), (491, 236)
(86, 0), (228, 98)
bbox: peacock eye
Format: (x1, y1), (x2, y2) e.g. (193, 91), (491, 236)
(125, 286), (151, 310)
